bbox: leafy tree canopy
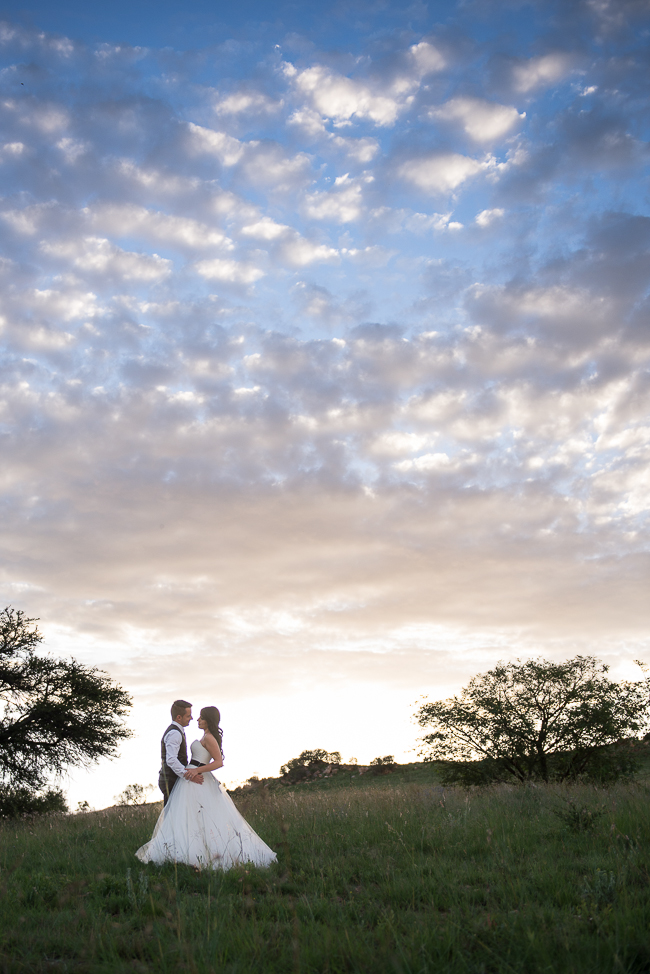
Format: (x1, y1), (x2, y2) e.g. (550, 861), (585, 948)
(0, 785), (68, 818)
(416, 656), (650, 784)
(0, 607), (133, 798)
(115, 783), (154, 806)
(280, 749), (341, 776)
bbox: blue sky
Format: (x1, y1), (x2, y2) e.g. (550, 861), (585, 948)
(1, 0), (649, 806)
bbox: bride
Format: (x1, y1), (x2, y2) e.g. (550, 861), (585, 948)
(136, 706), (276, 870)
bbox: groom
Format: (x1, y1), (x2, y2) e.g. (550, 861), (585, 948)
(159, 699), (204, 805)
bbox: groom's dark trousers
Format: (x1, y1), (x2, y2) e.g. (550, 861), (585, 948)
(160, 722), (188, 806)
(159, 771), (177, 806)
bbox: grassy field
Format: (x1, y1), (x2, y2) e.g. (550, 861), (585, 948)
(1, 770), (649, 973)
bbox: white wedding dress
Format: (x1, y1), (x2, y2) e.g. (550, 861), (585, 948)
(136, 740), (277, 870)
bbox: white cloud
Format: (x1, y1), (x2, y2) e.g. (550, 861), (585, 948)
(401, 210), (455, 232)
(22, 286), (100, 322)
(369, 431), (436, 456)
(25, 105), (69, 133)
(2, 208), (40, 235)
(56, 137), (88, 162)
(214, 90), (282, 115)
(342, 244), (395, 265)
(466, 283), (619, 348)
(14, 324), (76, 350)
(194, 258), (265, 283)
(511, 53), (574, 94)
(287, 109), (379, 161)
(294, 65), (408, 127)
(280, 238), (339, 267)
(241, 145), (312, 192)
(430, 97), (524, 143)
(187, 122), (245, 166)
(240, 217), (290, 240)
(115, 159), (199, 196)
(1, 141), (25, 157)
(394, 452), (453, 471)
(88, 204), (232, 251)
(409, 41), (446, 76)
(474, 283), (604, 321)
(475, 208), (505, 227)
(399, 153), (485, 194)
(304, 174), (368, 223)
(286, 108), (328, 138)
(331, 135), (379, 163)
(41, 237), (172, 281)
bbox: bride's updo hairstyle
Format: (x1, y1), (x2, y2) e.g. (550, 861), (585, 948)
(200, 706), (224, 756)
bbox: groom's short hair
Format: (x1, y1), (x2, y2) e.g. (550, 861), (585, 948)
(171, 699), (192, 720)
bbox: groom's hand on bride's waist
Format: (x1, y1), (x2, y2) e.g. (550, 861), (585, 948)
(183, 769), (204, 784)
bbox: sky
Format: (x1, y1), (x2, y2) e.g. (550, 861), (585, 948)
(1, 0), (649, 809)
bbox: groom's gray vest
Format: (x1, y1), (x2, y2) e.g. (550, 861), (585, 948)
(160, 723), (187, 795)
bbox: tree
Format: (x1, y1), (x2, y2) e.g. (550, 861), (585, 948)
(416, 656), (650, 784)
(279, 748), (341, 776)
(115, 783), (154, 806)
(0, 785), (68, 818)
(0, 607), (133, 809)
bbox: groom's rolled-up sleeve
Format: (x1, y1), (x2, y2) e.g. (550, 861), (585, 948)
(164, 728), (186, 777)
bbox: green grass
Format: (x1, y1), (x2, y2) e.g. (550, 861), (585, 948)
(1, 776), (649, 973)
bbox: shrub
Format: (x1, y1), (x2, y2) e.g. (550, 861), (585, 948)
(437, 757), (511, 786)
(551, 798), (606, 833)
(0, 785), (68, 818)
(437, 743), (643, 787)
(572, 743), (642, 784)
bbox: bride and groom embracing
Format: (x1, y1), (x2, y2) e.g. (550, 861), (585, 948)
(136, 699), (276, 870)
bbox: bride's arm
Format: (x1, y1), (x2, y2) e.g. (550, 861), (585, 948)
(190, 733), (223, 773)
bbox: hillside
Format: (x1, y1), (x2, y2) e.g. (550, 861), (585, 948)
(230, 740), (650, 798)
(1, 773), (649, 973)
(229, 759), (443, 797)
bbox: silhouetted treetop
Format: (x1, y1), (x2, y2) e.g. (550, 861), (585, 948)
(0, 607), (133, 794)
(280, 748), (341, 776)
(416, 656), (650, 784)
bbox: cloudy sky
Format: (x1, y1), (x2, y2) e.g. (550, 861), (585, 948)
(1, 0), (649, 807)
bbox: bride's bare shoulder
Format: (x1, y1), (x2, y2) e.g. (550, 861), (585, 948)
(201, 731), (222, 760)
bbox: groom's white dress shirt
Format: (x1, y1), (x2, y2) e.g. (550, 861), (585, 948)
(163, 720), (187, 778)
